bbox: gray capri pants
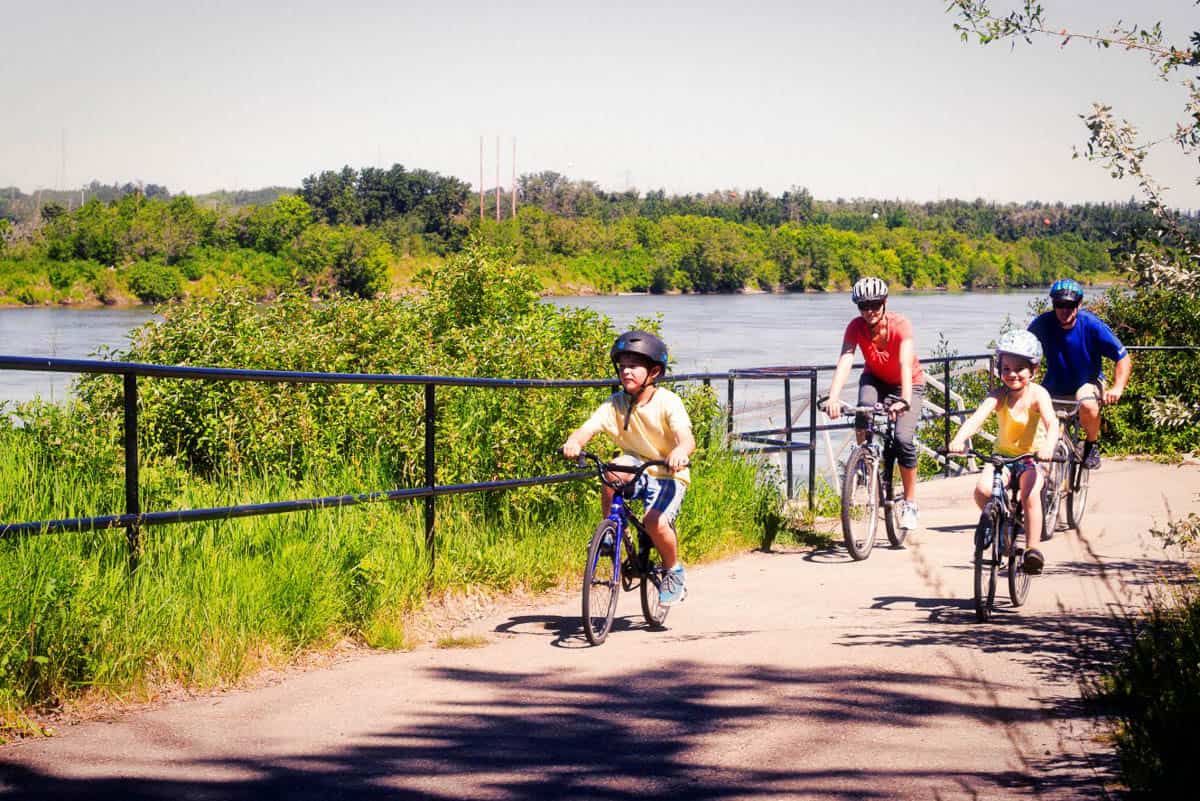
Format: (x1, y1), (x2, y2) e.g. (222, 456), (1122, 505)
(856, 373), (924, 469)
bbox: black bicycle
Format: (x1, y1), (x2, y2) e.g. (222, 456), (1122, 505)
(947, 449), (1059, 622)
(1043, 396), (1099, 534)
(570, 451), (673, 646)
(820, 395), (908, 561)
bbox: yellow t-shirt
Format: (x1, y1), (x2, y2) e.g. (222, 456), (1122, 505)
(995, 392), (1049, 457)
(578, 387), (692, 485)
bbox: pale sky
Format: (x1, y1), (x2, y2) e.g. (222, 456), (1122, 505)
(3, 1), (1197, 207)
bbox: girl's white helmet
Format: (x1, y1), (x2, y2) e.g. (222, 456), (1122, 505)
(851, 277), (888, 304)
(996, 329), (1043, 366)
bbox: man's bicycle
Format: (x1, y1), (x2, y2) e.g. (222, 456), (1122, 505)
(946, 449), (1060, 622)
(569, 451), (673, 646)
(819, 395), (909, 561)
(1042, 395), (1100, 535)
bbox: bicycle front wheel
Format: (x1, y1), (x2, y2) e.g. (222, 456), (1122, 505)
(974, 507), (999, 622)
(841, 447), (879, 561)
(1041, 440), (1070, 541)
(1067, 458), (1091, 529)
(582, 520), (621, 645)
(1007, 518), (1031, 607)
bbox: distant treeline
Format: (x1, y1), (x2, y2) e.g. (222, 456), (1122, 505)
(0, 163), (1177, 305)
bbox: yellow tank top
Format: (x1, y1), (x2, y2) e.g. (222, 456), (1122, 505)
(995, 393), (1048, 457)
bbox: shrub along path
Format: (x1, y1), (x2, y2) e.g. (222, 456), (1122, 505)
(1, 459), (1197, 800)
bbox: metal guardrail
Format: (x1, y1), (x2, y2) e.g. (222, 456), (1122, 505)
(1, 346), (1195, 570)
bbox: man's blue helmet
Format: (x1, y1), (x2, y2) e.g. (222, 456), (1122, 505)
(1049, 278), (1083, 304)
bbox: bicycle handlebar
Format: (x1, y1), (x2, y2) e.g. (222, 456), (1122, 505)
(938, 448), (1065, 467)
(817, 394), (909, 416)
(565, 451), (673, 491)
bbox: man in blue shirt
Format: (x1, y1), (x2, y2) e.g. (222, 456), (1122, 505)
(1028, 278), (1132, 469)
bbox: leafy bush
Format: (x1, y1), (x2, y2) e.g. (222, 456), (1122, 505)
(126, 259), (183, 303)
(75, 242), (724, 497)
(1092, 287), (1200, 456)
(1088, 585), (1200, 797)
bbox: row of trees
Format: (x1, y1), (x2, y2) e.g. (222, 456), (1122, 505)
(6, 170), (1187, 249)
(475, 206), (1113, 293)
(1, 179), (1116, 305)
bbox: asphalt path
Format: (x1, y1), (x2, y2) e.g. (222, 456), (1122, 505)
(2, 459), (1197, 800)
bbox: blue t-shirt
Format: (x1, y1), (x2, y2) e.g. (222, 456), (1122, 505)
(1028, 309), (1128, 396)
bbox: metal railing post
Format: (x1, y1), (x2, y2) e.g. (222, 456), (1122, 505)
(702, 377), (712, 450)
(942, 359), (951, 478)
(808, 369), (817, 510)
(424, 382), (436, 576)
(726, 374), (735, 439)
(783, 376), (793, 499)
(123, 373), (140, 571)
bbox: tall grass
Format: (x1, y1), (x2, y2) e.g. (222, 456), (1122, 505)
(0, 421), (774, 739)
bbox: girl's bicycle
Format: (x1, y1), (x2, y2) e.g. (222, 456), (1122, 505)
(946, 449), (1060, 622)
(1043, 396), (1100, 535)
(819, 395), (908, 561)
(569, 451), (673, 646)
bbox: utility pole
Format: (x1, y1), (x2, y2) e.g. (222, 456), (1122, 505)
(495, 136), (500, 222)
(479, 136), (484, 223)
(511, 137), (516, 218)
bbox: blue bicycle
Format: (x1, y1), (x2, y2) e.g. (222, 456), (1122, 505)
(571, 451), (672, 646)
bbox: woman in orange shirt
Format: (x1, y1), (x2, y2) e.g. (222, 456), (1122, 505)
(826, 277), (925, 532)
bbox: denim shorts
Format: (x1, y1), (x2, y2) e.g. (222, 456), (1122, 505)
(1005, 456), (1039, 488)
(630, 474), (687, 524)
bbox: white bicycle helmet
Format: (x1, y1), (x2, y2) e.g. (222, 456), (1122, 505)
(996, 329), (1043, 366)
(851, 277), (888, 304)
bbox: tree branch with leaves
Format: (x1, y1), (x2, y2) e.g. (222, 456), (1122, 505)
(949, 1), (1200, 291)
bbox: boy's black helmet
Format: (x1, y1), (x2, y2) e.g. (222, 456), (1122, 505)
(610, 330), (669, 372)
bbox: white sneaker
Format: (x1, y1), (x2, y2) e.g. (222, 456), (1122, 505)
(899, 500), (919, 531)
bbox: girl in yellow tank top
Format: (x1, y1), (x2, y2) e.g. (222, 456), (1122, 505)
(949, 346), (1059, 574)
(995, 389), (1050, 457)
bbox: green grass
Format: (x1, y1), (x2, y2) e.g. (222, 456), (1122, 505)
(0, 424), (775, 739)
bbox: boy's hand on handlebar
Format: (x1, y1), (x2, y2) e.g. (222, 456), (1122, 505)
(824, 398), (843, 420)
(667, 447), (691, 472)
(947, 436), (967, 455)
(561, 441), (582, 459)
(1103, 386), (1122, 405)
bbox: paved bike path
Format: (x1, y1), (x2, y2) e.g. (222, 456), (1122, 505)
(2, 459), (1197, 800)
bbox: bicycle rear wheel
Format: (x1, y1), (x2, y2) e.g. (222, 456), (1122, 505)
(974, 507), (999, 622)
(841, 447), (879, 561)
(882, 457), (907, 548)
(582, 520), (621, 645)
(1006, 517), (1031, 607)
(1041, 440), (1069, 541)
(637, 529), (670, 628)
(1067, 458), (1091, 528)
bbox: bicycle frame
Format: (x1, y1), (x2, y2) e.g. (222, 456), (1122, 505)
(822, 394), (908, 560)
(574, 452), (672, 644)
(950, 448), (1053, 621)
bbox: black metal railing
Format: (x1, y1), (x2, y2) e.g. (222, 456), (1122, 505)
(2, 346), (1193, 568)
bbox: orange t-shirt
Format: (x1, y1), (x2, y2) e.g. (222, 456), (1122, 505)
(843, 312), (924, 386)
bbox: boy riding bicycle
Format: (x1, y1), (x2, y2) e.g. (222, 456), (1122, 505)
(949, 331), (1059, 574)
(562, 330), (695, 606)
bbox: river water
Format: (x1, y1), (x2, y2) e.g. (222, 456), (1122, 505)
(0, 290), (1041, 405)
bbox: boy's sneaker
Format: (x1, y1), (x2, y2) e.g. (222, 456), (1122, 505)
(1083, 442), (1101, 470)
(659, 563), (687, 606)
(899, 500), (919, 531)
(598, 529), (615, 555)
